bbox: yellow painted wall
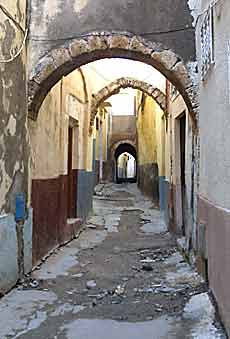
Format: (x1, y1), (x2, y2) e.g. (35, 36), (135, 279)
(29, 69), (90, 179)
(137, 93), (165, 175)
(29, 82), (62, 179)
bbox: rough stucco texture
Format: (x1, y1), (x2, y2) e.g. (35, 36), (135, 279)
(0, 215), (18, 294)
(0, 0), (29, 214)
(29, 0), (195, 71)
(198, 1), (230, 210)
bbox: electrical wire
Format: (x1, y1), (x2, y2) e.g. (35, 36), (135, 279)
(30, 25), (194, 42)
(0, 29), (28, 63)
(0, 4), (25, 33)
(0, 3), (28, 63)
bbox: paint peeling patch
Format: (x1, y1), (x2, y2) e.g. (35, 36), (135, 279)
(74, 0), (88, 14)
(6, 115), (17, 136)
(0, 290), (57, 338)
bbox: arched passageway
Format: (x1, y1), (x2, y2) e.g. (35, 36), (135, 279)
(114, 143), (137, 183)
(28, 32), (199, 274)
(28, 32), (198, 131)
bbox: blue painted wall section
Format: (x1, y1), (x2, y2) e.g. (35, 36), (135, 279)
(77, 170), (95, 220)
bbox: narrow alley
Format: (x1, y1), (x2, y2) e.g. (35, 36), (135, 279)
(0, 184), (225, 338)
(2, 0), (230, 336)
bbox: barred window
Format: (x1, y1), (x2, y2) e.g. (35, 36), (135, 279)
(200, 6), (215, 80)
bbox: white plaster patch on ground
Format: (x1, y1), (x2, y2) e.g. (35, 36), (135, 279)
(0, 290), (57, 338)
(61, 316), (175, 339)
(87, 215), (105, 227)
(104, 213), (121, 233)
(51, 303), (85, 317)
(14, 311), (47, 338)
(164, 252), (184, 266)
(140, 221), (167, 234)
(75, 229), (108, 249)
(183, 293), (226, 338)
(33, 247), (80, 280)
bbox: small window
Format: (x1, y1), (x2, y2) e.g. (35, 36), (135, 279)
(200, 6), (215, 80)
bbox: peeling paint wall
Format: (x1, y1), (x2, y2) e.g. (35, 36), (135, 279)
(0, 0), (28, 215)
(0, 0), (32, 294)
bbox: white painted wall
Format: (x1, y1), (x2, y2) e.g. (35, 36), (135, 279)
(196, 0), (230, 209)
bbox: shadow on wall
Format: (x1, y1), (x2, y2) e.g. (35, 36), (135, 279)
(137, 163), (159, 205)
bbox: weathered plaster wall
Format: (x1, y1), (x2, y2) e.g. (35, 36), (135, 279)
(0, 0), (28, 214)
(29, 0), (195, 75)
(29, 82), (62, 179)
(0, 0), (32, 294)
(195, 0), (230, 334)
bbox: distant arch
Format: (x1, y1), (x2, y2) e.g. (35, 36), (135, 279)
(90, 77), (166, 132)
(110, 141), (137, 183)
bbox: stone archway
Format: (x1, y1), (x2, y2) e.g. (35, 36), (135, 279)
(28, 31), (198, 130)
(110, 140), (137, 183)
(90, 77), (166, 132)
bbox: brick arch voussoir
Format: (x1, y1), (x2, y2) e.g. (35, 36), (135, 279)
(28, 31), (198, 131)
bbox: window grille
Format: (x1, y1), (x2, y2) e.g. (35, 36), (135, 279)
(200, 6), (214, 80)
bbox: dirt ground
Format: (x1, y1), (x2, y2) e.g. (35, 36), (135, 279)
(0, 183), (226, 338)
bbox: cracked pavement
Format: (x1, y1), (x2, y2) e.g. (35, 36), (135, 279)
(0, 183), (226, 338)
